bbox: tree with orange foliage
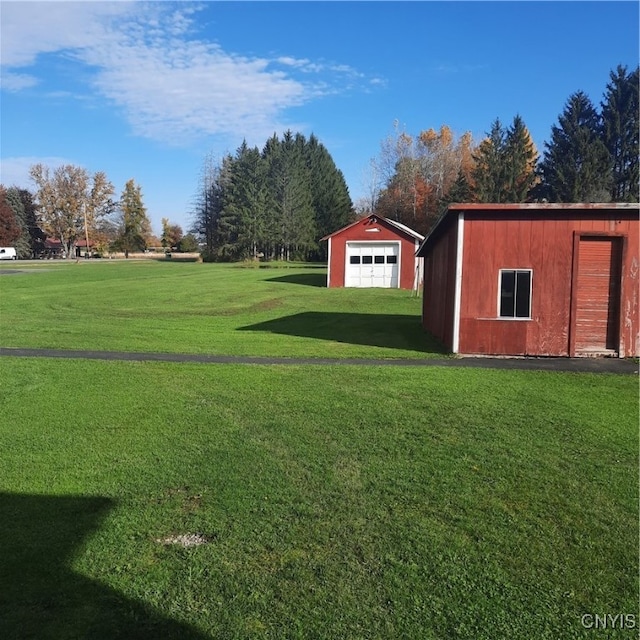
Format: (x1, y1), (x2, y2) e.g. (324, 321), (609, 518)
(373, 123), (477, 234)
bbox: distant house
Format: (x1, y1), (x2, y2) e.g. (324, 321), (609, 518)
(417, 203), (639, 358)
(75, 239), (97, 257)
(41, 238), (65, 259)
(322, 214), (424, 289)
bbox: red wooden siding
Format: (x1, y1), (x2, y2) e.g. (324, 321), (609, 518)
(421, 218), (458, 348)
(420, 205), (639, 357)
(326, 216), (420, 289)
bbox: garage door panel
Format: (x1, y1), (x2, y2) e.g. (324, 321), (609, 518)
(346, 242), (399, 288)
(574, 238), (622, 353)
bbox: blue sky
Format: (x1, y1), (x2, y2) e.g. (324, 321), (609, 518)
(1, 1), (638, 235)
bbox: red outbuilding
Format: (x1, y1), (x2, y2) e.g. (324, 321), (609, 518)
(322, 214), (424, 289)
(417, 203), (639, 358)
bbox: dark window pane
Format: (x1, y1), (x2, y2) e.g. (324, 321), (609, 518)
(374, 255), (384, 264)
(362, 255), (373, 264)
(515, 271), (531, 317)
(500, 270), (515, 317)
(386, 255), (397, 264)
(349, 256), (360, 264)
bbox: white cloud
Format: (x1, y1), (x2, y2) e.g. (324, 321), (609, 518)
(1, 2), (380, 146)
(0, 156), (72, 188)
(0, 72), (38, 92)
(0, 2), (136, 67)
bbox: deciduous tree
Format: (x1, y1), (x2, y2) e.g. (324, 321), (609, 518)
(161, 218), (183, 249)
(374, 124), (476, 234)
(29, 164), (88, 257)
(29, 164), (114, 258)
(0, 186), (22, 246)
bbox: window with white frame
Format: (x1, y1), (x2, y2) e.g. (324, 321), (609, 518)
(499, 269), (532, 319)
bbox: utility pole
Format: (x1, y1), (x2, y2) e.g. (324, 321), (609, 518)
(83, 201), (90, 258)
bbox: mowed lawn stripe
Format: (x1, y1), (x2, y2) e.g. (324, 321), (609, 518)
(0, 358), (637, 639)
(0, 261), (441, 359)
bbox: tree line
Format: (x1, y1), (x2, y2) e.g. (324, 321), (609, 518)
(367, 65), (638, 236)
(0, 168), (157, 259)
(191, 131), (353, 262)
(2, 65), (636, 260)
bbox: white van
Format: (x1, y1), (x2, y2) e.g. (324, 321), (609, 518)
(0, 247), (17, 260)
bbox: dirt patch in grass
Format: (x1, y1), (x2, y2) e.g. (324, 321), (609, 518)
(156, 533), (209, 547)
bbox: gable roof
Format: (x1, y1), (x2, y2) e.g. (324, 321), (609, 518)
(321, 214), (424, 242)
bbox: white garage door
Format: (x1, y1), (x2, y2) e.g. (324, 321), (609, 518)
(345, 242), (399, 288)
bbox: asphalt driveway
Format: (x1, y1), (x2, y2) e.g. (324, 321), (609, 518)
(0, 347), (637, 374)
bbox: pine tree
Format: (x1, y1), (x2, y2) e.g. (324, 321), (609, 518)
(115, 179), (151, 258)
(192, 154), (233, 262)
(471, 116), (538, 203)
(263, 131), (315, 261)
(503, 115), (538, 201)
(472, 119), (507, 202)
(4, 187), (31, 257)
(222, 142), (269, 260)
(305, 134), (353, 260)
(19, 188), (45, 257)
(192, 132), (351, 262)
(439, 170), (474, 215)
(539, 91), (612, 202)
(601, 65), (639, 202)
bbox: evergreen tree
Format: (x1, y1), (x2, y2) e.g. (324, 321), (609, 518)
(222, 142), (269, 260)
(601, 65), (639, 202)
(4, 187), (31, 257)
(17, 188), (46, 257)
(503, 115), (539, 201)
(472, 116), (538, 202)
(438, 170), (474, 215)
(539, 91), (611, 202)
(191, 154), (232, 262)
(191, 131), (352, 262)
(306, 134), (354, 260)
(472, 119), (507, 202)
(263, 131), (315, 261)
(114, 179), (151, 258)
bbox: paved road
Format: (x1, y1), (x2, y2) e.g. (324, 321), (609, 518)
(0, 346), (637, 374)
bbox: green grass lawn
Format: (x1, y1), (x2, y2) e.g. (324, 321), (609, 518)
(0, 260), (638, 639)
(0, 260), (441, 358)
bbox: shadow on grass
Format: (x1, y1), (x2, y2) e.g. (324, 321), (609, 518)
(239, 312), (448, 354)
(264, 272), (327, 287)
(0, 493), (209, 640)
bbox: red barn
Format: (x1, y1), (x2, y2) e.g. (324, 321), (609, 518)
(417, 203), (639, 358)
(322, 214), (424, 289)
